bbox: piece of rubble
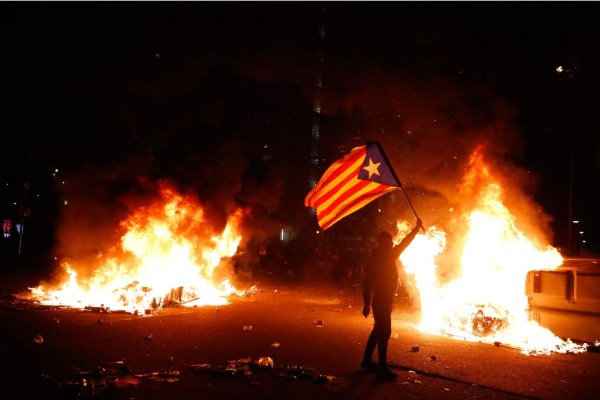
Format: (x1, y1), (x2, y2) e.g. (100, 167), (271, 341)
(190, 363), (230, 376)
(84, 305), (109, 313)
(257, 357), (274, 368)
(277, 365), (315, 380)
(315, 374), (336, 383)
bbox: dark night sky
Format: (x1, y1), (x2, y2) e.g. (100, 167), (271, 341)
(1, 1), (599, 258)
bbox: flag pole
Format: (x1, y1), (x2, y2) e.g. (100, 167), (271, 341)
(399, 185), (424, 229)
(399, 184), (426, 232)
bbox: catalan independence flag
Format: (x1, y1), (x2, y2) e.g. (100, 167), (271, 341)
(305, 142), (402, 230)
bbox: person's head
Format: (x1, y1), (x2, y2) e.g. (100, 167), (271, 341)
(377, 231), (393, 248)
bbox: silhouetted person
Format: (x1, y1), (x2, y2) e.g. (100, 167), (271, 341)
(361, 218), (423, 380)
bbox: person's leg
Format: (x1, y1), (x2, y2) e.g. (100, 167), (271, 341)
(361, 321), (379, 369)
(375, 302), (392, 368)
(374, 301), (397, 379)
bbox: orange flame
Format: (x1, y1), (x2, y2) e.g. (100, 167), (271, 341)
(27, 186), (245, 314)
(400, 148), (586, 355)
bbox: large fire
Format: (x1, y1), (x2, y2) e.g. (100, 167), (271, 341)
(398, 148), (587, 355)
(20, 147), (589, 355)
(26, 186), (246, 314)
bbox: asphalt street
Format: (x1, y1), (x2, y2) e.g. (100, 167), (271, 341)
(1, 265), (599, 400)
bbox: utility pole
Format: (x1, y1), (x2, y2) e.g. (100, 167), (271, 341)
(567, 141), (574, 257)
(18, 181), (29, 255)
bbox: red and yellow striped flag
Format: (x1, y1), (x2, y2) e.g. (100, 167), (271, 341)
(305, 142), (402, 230)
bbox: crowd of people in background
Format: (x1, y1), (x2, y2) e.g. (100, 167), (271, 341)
(232, 236), (417, 309)
(253, 238), (365, 287)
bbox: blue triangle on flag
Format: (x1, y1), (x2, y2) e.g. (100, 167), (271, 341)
(357, 142), (402, 187)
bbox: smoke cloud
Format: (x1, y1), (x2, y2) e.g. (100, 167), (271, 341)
(6, 3), (567, 282)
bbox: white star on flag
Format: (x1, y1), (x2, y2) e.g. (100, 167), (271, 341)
(362, 158), (381, 178)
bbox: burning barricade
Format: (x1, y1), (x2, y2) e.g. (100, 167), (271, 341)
(18, 186), (254, 314)
(399, 148), (589, 355)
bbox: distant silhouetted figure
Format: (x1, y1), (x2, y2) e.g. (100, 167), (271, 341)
(361, 218), (422, 380)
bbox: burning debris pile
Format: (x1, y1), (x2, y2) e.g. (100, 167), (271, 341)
(398, 147), (588, 355)
(470, 306), (507, 337)
(19, 185), (252, 314)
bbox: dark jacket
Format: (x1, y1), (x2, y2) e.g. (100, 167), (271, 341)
(362, 226), (419, 306)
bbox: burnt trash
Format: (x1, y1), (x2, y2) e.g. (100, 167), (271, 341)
(277, 365), (335, 383)
(58, 379), (96, 398)
(226, 361), (249, 376)
(107, 360), (130, 375)
(226, 357), (258, 376)
(57, 360), (152, 398)
(195, 360), (253, 377)
(33, 335), (44, 344)
(106, 375), (141, 388)
(134, 370), (180, 379)
(235, 285), (261, 297)
(315, 374), (336, 383)
(190, 363), (234, 376)
(190, 363), (230, 376)
(162, 287), (184, 308)
(471, 307), (507, 337)
(277, 365), (315, 381)
(84, 305), (110, 313)
(257, 356), (274, 368)
(411, 345), (420, 352)
(58, 367), (111, 398)
(77, 366), (106, 381)
(190, 363), (212, 372)
(191, 356), (277, 378)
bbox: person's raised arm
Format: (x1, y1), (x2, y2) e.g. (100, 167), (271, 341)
(392, 218), (423, 258)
